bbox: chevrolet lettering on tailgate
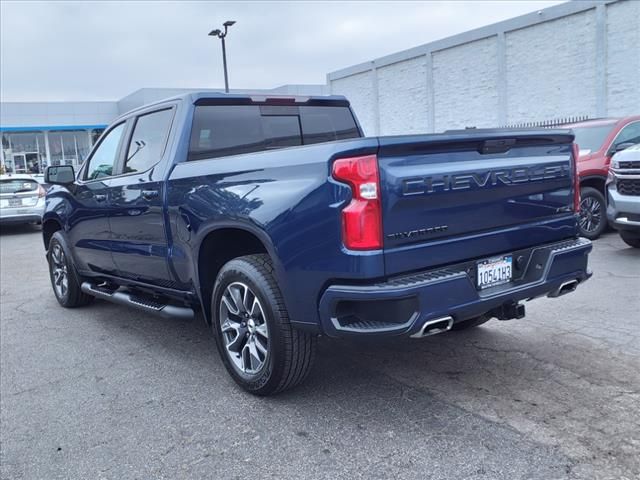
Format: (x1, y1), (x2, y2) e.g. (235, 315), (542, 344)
(402, 164), (571, 196)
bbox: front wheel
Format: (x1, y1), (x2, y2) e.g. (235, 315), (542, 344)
(47, 232), (93, 307)
(620, 231), (640, 248)
(212, 254), (316, 395)
(578, 187), (607, 240)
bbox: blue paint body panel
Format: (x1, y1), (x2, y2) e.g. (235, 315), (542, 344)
(42, 92), (591, 336)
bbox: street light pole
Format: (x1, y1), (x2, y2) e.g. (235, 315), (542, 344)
(209, 20), (235, 93)
(220, 36), (229, 93)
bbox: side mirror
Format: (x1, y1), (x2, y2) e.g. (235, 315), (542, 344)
(45, 165), (75, 185)
(609, 142), (636, 156)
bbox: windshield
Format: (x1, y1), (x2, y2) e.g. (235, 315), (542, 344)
(571, 124), (615, 152)
(0, 179), (39, 194)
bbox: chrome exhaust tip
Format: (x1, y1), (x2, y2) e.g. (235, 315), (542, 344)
(410, 316), (454, 338)
(548, 279), (579, 298)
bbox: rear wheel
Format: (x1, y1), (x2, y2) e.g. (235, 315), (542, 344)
(47, 232), (93, 307)
(212, 254), (316, 395)
(450, 315), (490, 331)
(619, 231), (640, 248)
(578, 187), (607, 240)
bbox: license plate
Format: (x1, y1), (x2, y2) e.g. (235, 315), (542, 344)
(8, 198), (22, 207)
(477, 255), (513, 289)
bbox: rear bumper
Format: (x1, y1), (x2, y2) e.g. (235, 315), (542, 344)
(318, 237), (592, 338)
(0, 210), (43, 225)
(0, 199), (45, 225)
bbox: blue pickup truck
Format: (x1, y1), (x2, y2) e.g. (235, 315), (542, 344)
(43, 93), (592, 395)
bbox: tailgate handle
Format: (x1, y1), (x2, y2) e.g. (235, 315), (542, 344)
(481, 139), (516, 154)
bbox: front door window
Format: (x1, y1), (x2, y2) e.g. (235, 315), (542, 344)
(84, 123), (125, 181)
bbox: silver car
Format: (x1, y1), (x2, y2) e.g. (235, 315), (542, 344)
(0, 174), (46, 226)
(606, 144), (640, 248)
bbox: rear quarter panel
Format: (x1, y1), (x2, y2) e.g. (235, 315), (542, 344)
(166, 138), (384, 328)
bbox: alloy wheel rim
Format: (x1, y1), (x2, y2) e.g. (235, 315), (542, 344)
(50, 244), (69, 298)
(578, 196), (602, 233)
(219, 282), (269, 375)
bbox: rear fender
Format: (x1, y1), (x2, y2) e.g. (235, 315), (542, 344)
(191, 220), (289, 320)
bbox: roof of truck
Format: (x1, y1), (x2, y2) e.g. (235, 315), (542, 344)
(119, 91), (350, 119)
(190, 92), (348, 103)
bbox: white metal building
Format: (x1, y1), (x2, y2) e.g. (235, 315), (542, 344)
(328, 0), (640, 136)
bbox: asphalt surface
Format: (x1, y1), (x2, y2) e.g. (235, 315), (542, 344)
(1, 225), (639, 480)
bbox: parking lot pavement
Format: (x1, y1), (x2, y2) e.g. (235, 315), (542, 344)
(1, 226), (638, 480)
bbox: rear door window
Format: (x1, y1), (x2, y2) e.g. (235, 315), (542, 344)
(124, 108), (175, 174)
(188, 104), (359, 161)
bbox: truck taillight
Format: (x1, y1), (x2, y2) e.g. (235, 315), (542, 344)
(572, 143), (580, 213)
(332, 154), (383, 250)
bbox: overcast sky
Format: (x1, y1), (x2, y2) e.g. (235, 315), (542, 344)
(1, 0), (563, 102)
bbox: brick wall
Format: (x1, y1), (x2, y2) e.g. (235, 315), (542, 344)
(328, 0), (638, 135)
(606, 0), (640, 116)
(505, 10), (597, 124)
(433, 37), (499, 131)
(378, 56), (429, 135)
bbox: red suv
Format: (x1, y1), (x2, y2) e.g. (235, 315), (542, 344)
(562, 116), (640, 239)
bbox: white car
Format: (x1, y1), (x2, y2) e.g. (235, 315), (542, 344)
(0, 174), (46, 226)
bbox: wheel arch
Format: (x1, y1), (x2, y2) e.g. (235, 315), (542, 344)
(580, 175), (607, 194)
(194, 223), (285, 324)
(42, 217), (63, 250)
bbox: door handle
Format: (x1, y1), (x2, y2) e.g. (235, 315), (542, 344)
(94, 194), (107, 202)
(141, 189), (159, 200)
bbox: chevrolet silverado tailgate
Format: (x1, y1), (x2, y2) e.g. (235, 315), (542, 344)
(377, 130), (577, 275)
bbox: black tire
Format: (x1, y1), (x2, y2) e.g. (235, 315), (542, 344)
(578, 187), (607, 240)
(47, 231), (93, 307)
(450, 315), (490, 331)
(619, 231), (640, 248)
(211, 254), (316, 396)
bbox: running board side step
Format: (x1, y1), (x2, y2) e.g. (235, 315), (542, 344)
(81, 282), (194, 320)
